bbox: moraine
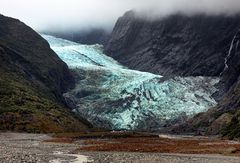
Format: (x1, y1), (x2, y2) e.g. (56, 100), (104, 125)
(42, 35), (219, 131)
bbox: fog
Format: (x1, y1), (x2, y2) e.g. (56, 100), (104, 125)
(1, 0), (240, 32)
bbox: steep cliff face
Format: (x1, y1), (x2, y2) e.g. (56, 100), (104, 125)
(219, 31), (240, 139)
(172, 31), (240, 138)
(0, 15), (75, 102)
(220, 30), (240, 93)
(105, 11), (240, 77)
(0, 14), (91, 132)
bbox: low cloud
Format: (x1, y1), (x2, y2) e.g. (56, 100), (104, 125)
(1, 0), (240, 32)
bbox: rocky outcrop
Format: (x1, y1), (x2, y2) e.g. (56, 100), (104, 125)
(105, 11), (240, 77)
(0, 14), (92, 132)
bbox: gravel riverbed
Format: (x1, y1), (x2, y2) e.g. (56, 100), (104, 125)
(0, 133), (240, 163)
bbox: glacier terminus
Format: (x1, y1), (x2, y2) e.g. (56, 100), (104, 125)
(43, 35), (219, 131)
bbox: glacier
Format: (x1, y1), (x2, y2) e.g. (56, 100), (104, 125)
(42, 35), (219, 131)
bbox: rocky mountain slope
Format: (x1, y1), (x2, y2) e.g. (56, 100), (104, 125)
(173, 30), (240, 139)
(104, 11), (240, 137)
(104, 11), (240, 78)
(0, 14), (91, 132)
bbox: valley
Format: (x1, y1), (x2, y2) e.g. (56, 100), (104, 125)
(42, 35), (219, 131)
(1, 1), (240, 162)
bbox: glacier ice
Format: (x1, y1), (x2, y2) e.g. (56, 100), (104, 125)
(42, 34), (220, 131)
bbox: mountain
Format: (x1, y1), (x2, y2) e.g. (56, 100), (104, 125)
(172, 30), (240, 139)
(43, 35), (219, 131)
(104, 11), (240, 137)
(43, 28), (110, 45)
(0, 14), (92, 133)
(104, 11), (240, 79)
(2, 10), (240, 137)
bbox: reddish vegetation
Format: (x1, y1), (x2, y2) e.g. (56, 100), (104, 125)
(45, 131), (154, 144)
(46, 132), (240, 156)
(79, 137), (240, 156)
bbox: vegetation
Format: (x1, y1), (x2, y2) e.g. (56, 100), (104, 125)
(78, 136), (240, 156)
(220, 82), (240, 139)
(222, 111), (240, 140)
(0, 14), (92, 133)
(0, 65), (91, 133)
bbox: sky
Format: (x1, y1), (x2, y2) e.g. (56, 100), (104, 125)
(1, 0), (240, 32)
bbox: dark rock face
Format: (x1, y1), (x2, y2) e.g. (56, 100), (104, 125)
(105, 11), (240, 77)
(0, 14), (74, 102)
(0, 14), (91, 132)
(172, 31), (240, 138)
(44, 28), (110, 45)
(220, 30), (240, 93)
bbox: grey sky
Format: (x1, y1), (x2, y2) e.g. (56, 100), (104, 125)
(1, 0), (240, 32)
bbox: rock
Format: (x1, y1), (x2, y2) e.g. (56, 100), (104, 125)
(172, 31), (240, 138)
(208, 113), (233, 135)
(105, 11), (240, 78)
(0, 14), (74, 103)
(105, 11), (240, 137)
(220, 29), (240, 93)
